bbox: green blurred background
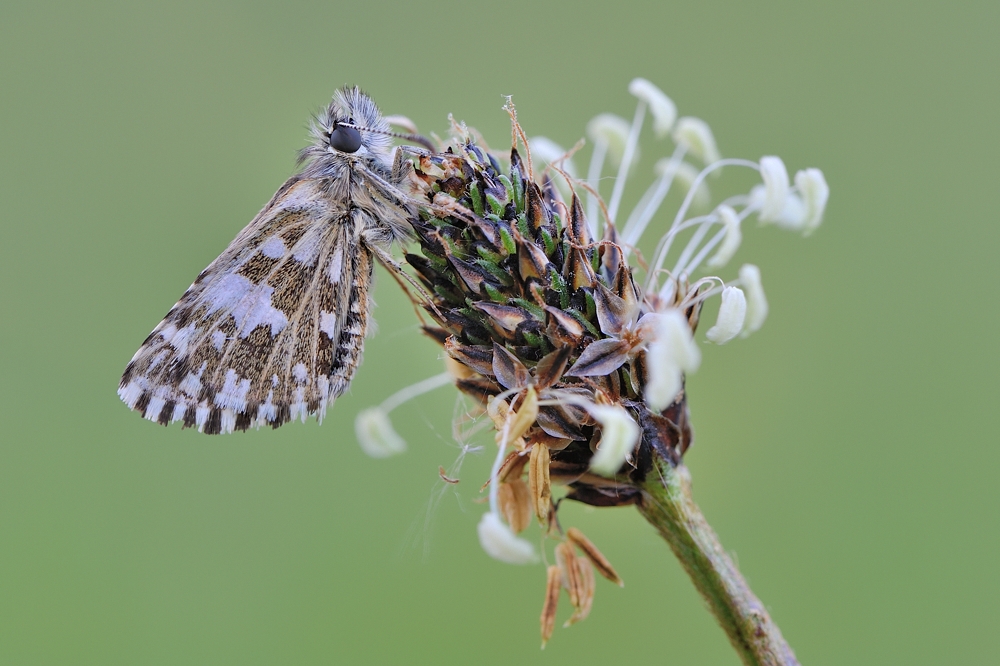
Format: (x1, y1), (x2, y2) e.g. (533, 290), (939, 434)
(2, 1), (997, 663)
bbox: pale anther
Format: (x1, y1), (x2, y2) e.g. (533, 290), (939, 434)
(738, 264), (768, 336)
(795, 168), (829, 235)
(640, 310), (701, 412)
(707, 204), (742, 268)
(758, 156), (790, 222)
(586, 113), (632, 166)
(706, 286), (747, 344)
(628, 78), (677, 137)
(587, 405), (641, 476)
(672, 161), (712, 210)
(477, 511), (538, 565)
(354, 407), (407, 458)
(672, 117), (721, 165)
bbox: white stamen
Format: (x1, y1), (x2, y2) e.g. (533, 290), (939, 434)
(619, 145), (686, 249)
(607, 101), (646, 224)
(738, 264), (768, 336)
(672, 117), (720, 166)
(778, 192), (807, 230)
(587, 405), (641, 476)
(585, 140), (608, 231)
(646, 158), (759, 295)
(673, 161), (712, 211)
(640, 309), (701, 411)
(758, 156), (790, 222)
(354, 407), (407, 458)
(671, 218), (714, 276)
(383, 114), (419, 134)
(795, 168), (829, 235)
(378, 371), (453, 413)
(353, 372), (452, 458)
(706, 205), (742, 269)
(477, 511), (538, 565)
(706, 286), (747, 344)
(628, 78), (677, 137)
(586, 113), (631, 166)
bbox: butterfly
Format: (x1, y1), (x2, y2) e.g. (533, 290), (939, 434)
(119, 87), (425, 434)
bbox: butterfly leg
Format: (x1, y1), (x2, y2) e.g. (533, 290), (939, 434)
(367, 243), (442, 320)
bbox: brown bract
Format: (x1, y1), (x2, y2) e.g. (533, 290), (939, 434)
(540, 565), (561, 648)
(567, 527), (623, 587)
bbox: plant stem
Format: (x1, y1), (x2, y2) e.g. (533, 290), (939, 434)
(636, 460), (800, 666)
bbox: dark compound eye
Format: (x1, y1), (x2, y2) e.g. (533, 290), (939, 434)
(329, 123), (362, 153)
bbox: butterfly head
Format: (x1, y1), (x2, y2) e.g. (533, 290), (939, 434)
(324, 87), (392, 157)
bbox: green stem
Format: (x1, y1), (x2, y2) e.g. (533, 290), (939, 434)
(636, 461), (800, 666)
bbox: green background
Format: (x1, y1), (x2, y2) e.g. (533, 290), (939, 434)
(3, 1), (997, 663)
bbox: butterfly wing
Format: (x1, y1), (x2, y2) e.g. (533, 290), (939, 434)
(119, 178), (374, 434)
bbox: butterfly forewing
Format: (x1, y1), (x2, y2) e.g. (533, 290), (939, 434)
(121, 180), (372, 433)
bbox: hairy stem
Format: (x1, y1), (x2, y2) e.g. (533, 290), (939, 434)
(636, 461), (799, 666)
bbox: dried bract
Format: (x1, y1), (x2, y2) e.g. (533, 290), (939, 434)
(540, 565), (562, 648)
(528, 443), (552, 525)
(498, 478), (532, 534)
(566, 527), (623, 587)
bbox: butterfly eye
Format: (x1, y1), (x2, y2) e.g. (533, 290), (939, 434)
(329, 123), (362, 153)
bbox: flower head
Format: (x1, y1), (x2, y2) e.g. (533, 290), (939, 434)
(359, 80), (827, 644)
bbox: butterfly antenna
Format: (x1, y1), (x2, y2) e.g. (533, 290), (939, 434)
(339, 122), (436, 152)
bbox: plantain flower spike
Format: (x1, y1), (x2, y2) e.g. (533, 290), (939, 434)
(355, 78), (828, 644)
